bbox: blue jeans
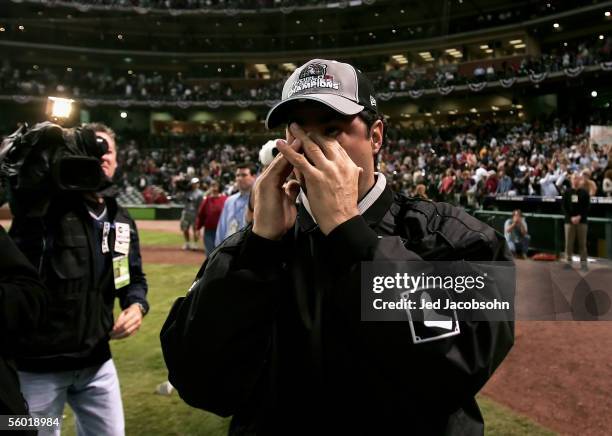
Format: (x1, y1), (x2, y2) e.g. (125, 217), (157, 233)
(18, 359), (124, 436)
(506, 235), (530, 256)
(204, 228), (216, 255)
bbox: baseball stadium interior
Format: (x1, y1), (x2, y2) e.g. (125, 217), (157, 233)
(1, 0), (611, 435)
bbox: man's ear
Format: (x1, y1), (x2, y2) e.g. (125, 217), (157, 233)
(370, 119), (383, 156)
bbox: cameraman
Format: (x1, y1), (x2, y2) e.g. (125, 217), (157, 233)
(8, 122), (149, 436)
(1, 225), (46, 435)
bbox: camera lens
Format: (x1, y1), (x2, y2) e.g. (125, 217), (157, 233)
(95, 136), (109, 156)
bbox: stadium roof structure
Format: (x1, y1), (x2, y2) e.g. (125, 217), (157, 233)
(2, 0), (610, 59)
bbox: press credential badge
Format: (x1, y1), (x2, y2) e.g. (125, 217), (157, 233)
(115, 222), (130, 255)
(113, 255), (130, 289)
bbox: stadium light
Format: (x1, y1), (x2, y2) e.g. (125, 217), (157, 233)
(605, 11), (611, 17)
(0, 27), (5, 32)
(120, 111), (128, 119)
(599, 35), (604, 40)
(553, 22), (560, 29)
(509, 39), (523, 45)
(591, 90), (598, 97)
(514, 44), (526, 49)
(391, 54), (408, 64)
(46, 97), (74, 120)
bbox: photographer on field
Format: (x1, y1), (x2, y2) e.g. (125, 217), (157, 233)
(1, 122), (149, 436)
(0, 224), (46, 435)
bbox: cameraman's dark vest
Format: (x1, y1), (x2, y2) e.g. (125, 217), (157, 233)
(10, 195), (131, 372)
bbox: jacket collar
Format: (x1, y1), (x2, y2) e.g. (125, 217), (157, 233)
(297, 173), (393, 232)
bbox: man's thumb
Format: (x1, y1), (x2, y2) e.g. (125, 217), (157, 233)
(284, 179), (301, 203)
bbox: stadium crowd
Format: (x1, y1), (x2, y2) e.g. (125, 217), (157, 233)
(114, 115), (612, 208)
(0, 66), (283, 102)
(375, 39), (612, 91)
(44, 0), (348, 10)
(2, 38), (610, 102)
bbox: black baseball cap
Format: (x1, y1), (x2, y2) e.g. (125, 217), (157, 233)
(265, 58), (378, 129)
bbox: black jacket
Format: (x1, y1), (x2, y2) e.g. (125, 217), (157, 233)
(562, 188), (590, 223)
(9, 191), (149, 372)
(0, 225), (46, 421)
(161, 185), (514, 435)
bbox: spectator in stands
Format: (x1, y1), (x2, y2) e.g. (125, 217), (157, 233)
(581, 169), (598, 197)
(554, 162), (569, 194)
(195, 181), (227, 256)
(438, 169), (455, 202)
(497, 169), (512, 194)
(214, 163), (256, 247)
(414, 183), (428, 199)
(484, 170), (499, 195)
(603, 169), (612, 197)
(539, 164), (559, 197)
(562, 173), (590, 271)
(504, 209), (530, 259)
(180, 178), (205, 250)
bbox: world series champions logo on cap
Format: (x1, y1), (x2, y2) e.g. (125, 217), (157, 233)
(287, 62), (340, 98)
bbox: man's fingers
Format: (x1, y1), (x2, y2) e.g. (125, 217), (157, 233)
(118, 312), (141, 328)
(308, 131), (339, 161)
(277, 139), (317, 177)
(111, 317), (141, 339)
(110, 323), (139, 340)
(289, 123), (329, 168)
(112, 310), (139, 331)
(284, 179), (301, 203)
(118, 317), (141, 334)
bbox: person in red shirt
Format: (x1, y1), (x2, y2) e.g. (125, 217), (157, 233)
(484, 170), (499, 195)
(195, 181), (227, 256)
(438, 168), (455, 202)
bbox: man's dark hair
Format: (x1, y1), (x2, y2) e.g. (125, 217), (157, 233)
(83, 122), (116, 141)
(236, 162), (257, 176)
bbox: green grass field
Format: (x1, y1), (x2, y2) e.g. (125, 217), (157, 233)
(57, 235), (555, 435)
(138, 229), (186, 247)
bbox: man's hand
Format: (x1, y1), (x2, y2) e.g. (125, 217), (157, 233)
(252, 138), (302, 240)
(110, 303), (143, 340)
(277, 123), (361, 235)
(571, 215), (581, 225)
